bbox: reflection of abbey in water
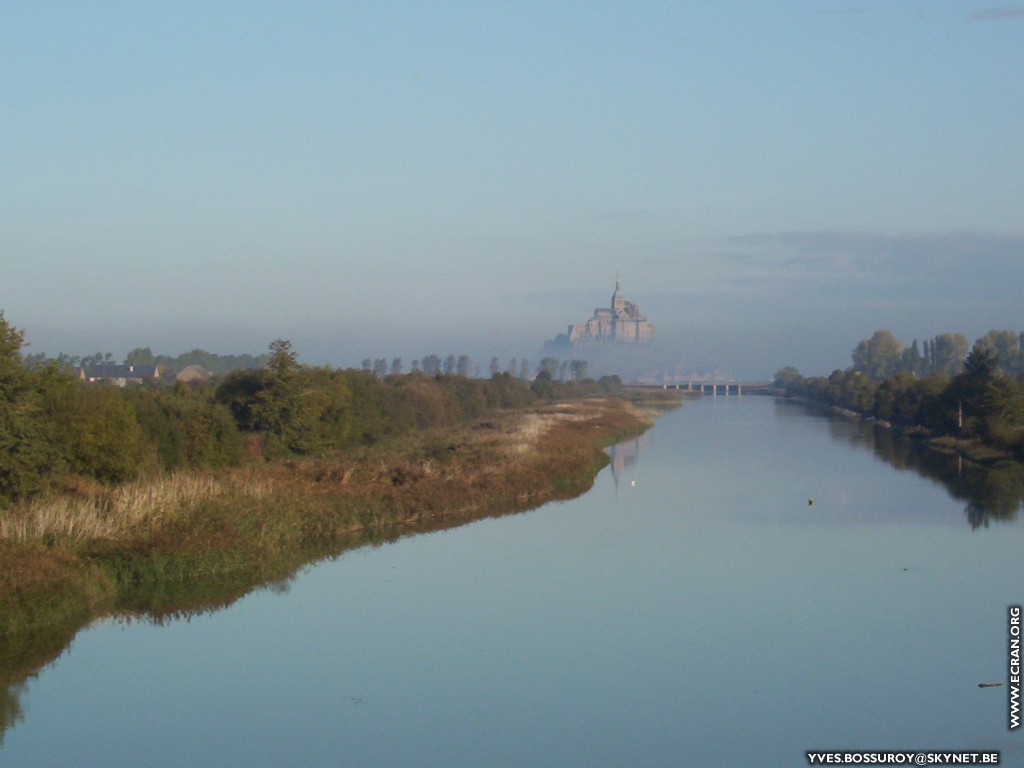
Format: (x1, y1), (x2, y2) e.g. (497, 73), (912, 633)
(554, 278), (656, 347)
(608, 433), (649, 488)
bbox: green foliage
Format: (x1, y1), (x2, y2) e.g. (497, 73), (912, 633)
(926, 333), (968, 376)
(252, 340), (325, 455)
(531, 370), (556, 399)
(213, 348), (546, 456)
(125, 346), (156, 366)
(972, 331), (1024, 376)
(773, 367), (801, 389)
(0, 313), (646, 500)
(126, 384), (242, 470)
(39, 375), (150, 483)
(0, 313), (55, 504)
(783, 327), (1024, 458)
(486, 372), (534, 409)
(214, 368), (269, 431)
(852, 330), (903, 380)
(3, 311), (267, 499)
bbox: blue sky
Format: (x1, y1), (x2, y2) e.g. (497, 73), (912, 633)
(2, 2), (1022, 379)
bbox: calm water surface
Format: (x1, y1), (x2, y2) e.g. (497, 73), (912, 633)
(3, 396), (1022, 767)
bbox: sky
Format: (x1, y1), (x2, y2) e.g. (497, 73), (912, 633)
(2, 1), (1022, 380)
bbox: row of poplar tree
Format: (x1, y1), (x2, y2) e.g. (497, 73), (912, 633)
(360, 356), (590, 382)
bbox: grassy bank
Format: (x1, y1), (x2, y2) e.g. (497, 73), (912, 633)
(0, 397), (655, 638)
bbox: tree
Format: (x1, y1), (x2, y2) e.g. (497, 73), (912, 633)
(898, 340), (923, 376)
(456, 355), (472, 378)
(539, 357), (560, 375)
(569, 359), (588, 381)
(215, 368), (270, 432)
(390, 358), (404, 376)
(0, 312), (54, 503)
(41, 376), (150, 482)
(531, 370), (555, 399)
(128, 384), (241, 470)
(268, 339), (299, 379)
(928, 333), (967, 376)
(773, 367), (801, 390)
(254, 339), (322, 455)
(851, 330), (903, 380)
(964, 346), (998, 380)
(973, 331), (1022, 376)
(422, 354), (441, 376)
(126, 347), (156, 366)
(80, 352), (114, 368)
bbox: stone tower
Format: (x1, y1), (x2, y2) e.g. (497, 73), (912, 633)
(565, 277), (655, 345)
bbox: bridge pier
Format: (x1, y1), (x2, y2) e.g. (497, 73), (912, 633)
(698, 383), (745, 396)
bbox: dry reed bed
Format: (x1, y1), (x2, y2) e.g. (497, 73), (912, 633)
(0, 400), (647, 551)
(0, 473), (273, 546)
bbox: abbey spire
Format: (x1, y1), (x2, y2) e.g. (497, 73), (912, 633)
(565, 277), (655, 345)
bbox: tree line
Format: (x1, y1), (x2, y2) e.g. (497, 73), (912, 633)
(24, 347), (268, 375)
(360, 355), (590, 382)
(774, 329), (1024, 457)
(0, 312), (622, 507)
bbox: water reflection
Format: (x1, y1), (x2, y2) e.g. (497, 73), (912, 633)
(776, 399), (1023, 527)
(607, 432), (649, 489)
(4, 398), (1023, 759)
(0, 683), (25, 746)
(0, 611), (85, 746)
(0, 466), (620, 742)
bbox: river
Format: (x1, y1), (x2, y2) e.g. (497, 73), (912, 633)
(2, 396), (1022, 767)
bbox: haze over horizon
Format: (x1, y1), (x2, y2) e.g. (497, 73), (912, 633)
(3, 3), (1022, 381)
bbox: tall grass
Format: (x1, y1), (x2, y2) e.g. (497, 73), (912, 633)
(0, 473), (272, 545)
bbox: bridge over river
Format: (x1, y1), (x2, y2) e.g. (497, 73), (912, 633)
(627, 381), (776, 396)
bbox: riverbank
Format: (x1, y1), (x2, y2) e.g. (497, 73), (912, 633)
(0, 397), (657, 639)
(780, 395), (1023, 470)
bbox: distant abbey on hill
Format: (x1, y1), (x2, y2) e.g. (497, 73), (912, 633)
(556, 278), (655, 347)
(543, 278), (666, 380)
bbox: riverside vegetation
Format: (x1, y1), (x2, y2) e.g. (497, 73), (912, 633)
(0, 312), (663, 647)
(774, 329), (1024, 463)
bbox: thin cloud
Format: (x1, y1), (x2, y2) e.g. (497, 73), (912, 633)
(727, 229), (1024, 263)
(720, 229), (1024, 300)
(969, 7), (1024, 21)
(818, 7), (867, 16)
